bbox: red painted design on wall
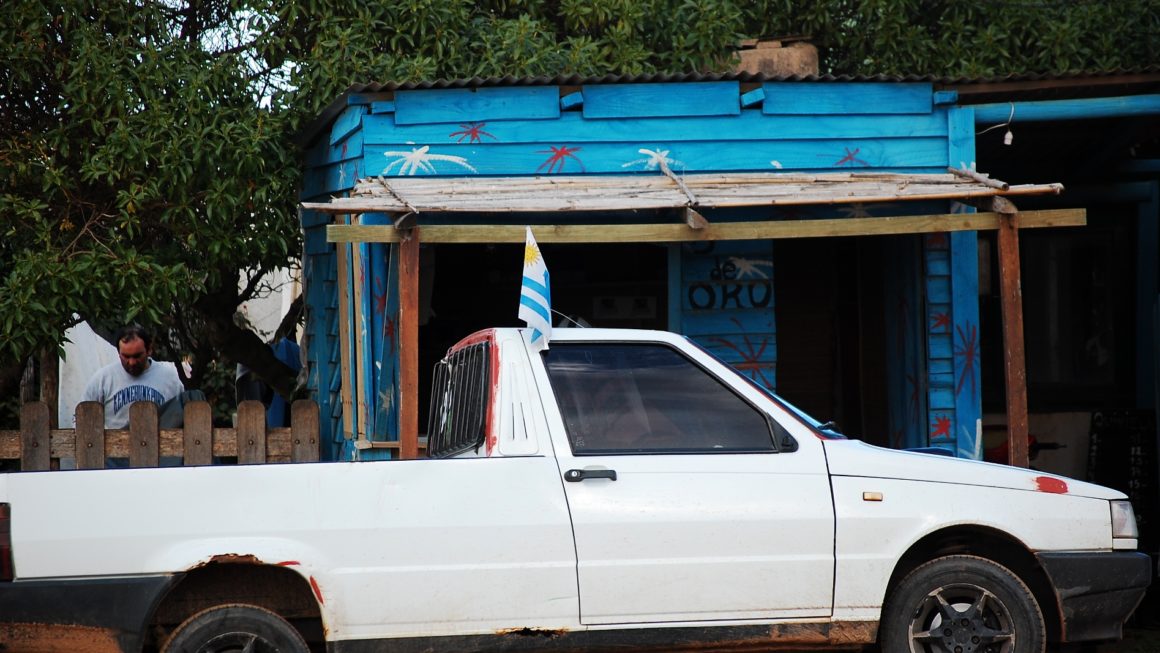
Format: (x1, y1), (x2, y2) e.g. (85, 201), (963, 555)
(449, 122), (496, 143)
(834, 147), (869, 167)
(931, 415), (951, 438)
(954, 322), (978, 401)
(931, 312), (951, 331)
(707, 318), (774, 389)
(925, 233), (949, 248)
(537, 145), (584, 173)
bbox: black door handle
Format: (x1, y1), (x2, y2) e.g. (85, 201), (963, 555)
(565, 468), (617, 482)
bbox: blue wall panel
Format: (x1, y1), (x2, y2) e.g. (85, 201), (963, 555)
(582, 82), (740, 119)
(363, 138), (946, 176)
(363, 111), (949, 146)
(677, 240), (777, 391)
(395, 87), (560, 125)
(763, 82), (933, 115)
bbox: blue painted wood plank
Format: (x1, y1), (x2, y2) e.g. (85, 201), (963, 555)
(762, 83), (933, 115)
(933, 90), (958, 106)
(947, 106), (976, 170)
(926, 276), (951, 304)
(330, 105), (367, 146)
(371, 101), (396, 114)
(740, 88), (765, 108)
(362, 111), (948, 146)
(394, 87), (560, 125)
(560, 92), (583, 111)
(302, 159), (361, 197)
(679, 239), (775, 390)
(304, 131), (364, 168)
(363, 138), (947, 176)
(929, 388), (955, 409)
(929, 333), (952, 359)
(925, 249), (950, 276)
(583, 82), (741, 119)
(929, 372), (954, 389)
(947, 105), (981, 459)
(974, 94), (1160, 124)
(930, 359), (953, 375)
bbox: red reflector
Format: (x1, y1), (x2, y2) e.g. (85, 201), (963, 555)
(0, 503), (12, 581)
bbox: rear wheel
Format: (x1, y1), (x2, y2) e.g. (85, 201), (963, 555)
(880, 555), (1045, 653)
(162, 603), (309, 653)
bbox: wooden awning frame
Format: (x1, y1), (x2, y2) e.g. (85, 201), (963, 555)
(311, 168), (1084, 467)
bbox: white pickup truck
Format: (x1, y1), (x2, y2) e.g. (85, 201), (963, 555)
(0, 328), (1150, 653)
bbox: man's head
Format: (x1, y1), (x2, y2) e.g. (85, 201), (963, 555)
(116, 325), (154, 377)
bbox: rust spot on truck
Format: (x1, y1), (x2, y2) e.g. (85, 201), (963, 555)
(207, 553), (262, 565)
(0, 623), (122, 653)
(496, 626), (567, 639)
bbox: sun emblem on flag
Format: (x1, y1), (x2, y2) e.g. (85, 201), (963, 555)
(524, 240), (542, 266)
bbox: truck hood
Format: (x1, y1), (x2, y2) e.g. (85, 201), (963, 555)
(823, 439), (1126, 501)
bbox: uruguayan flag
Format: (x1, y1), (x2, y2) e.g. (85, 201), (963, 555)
(518, 226), (552, 350)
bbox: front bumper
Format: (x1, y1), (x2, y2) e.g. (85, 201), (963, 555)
(1036, 551), (1152, 643)
(0, 574), (177, 653)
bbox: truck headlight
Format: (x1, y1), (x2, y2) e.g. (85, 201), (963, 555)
(1111, 500), (1139, 539)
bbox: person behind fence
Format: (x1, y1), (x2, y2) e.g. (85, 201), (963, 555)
(80, 325), (189, 429)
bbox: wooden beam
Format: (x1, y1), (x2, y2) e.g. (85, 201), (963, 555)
(351, 238), (368, 444)
(997, 212), (1030, 468)
(327, 209), (1085, 244)
(398, 229), (421, 460)
(335, 219), (355, 445)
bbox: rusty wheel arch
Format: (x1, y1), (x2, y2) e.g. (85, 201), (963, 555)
(883, 525), (1062, 644)
(146, 557), (324, 651)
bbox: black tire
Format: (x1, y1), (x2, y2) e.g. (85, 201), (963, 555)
(162, 603), (309, 653)
(880, 554), (1045, 653)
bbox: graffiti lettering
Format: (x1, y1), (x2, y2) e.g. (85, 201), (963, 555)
(687, 281), (772, 310)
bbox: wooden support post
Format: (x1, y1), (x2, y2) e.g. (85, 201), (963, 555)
(351, 238), (369, 445)
(399, 228), (421, 460)
(336, 218), (355, 446)
(996, 211), (1030, 467)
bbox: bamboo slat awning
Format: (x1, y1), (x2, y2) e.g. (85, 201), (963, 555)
(302, 169), (1064, 216)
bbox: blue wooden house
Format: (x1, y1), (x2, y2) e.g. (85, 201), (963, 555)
(297, 76), (1084, 464)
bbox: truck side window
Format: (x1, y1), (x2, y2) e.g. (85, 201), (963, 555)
(427, 342), (490, 458)
(544, 343), (777, 455)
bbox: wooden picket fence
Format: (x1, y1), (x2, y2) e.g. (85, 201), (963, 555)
(0, 400), (320, 471)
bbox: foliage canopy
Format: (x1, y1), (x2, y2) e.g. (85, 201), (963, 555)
(1, 0), (1156, 422)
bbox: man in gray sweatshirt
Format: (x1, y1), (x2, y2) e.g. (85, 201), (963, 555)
(80, 325), (185, 429)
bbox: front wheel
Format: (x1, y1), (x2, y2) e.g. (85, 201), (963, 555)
(162, 603), (309, 653)
(880, 554), (1045, 653)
